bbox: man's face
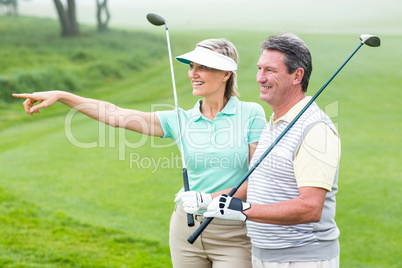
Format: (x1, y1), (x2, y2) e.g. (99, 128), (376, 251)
(256, 49), (296, 107)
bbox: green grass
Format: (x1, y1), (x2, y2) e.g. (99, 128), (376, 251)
(0, 16), (166, 103)
(1, 16), (401, 267)
(0, 187), (171, 267)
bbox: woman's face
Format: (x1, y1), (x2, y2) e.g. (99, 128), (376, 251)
(188, 62), (230, 99)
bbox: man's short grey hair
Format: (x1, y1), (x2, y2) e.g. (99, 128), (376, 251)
(261, 33), (312, 92)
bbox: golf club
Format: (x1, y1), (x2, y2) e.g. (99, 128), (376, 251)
(146, 12), (194, 227)
(187, 34), (381, 244)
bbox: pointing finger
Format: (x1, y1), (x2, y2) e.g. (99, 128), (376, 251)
(12, 93), (34, 99)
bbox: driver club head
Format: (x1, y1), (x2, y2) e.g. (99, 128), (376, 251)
(360, 34), (381, 47)
(146, 13), (166, 26)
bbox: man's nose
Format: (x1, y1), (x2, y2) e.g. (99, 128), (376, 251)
(256, 72), (267, 83)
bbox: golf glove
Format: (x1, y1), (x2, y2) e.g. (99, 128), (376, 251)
(203, 194), (251, 222)
(174, 191), (212, 214)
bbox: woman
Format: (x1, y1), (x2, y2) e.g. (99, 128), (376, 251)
(13, 38), (266, 267)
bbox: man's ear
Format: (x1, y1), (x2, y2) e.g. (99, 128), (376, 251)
(293, 68), (304, 85)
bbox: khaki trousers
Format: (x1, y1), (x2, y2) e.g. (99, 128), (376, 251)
(169, 203), (252, 268)
(252, 254), (339, 268)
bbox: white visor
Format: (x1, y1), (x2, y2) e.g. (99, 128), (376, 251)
(176, 46), (237, 71)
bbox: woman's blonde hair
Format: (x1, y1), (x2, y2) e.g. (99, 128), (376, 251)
(196, 39), (239, 99)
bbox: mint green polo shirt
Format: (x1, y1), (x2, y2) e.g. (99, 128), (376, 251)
(156, 97), (266, 194)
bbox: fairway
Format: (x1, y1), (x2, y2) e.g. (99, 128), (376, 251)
(1, 6), (402, 267)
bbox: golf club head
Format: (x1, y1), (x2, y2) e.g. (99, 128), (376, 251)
(360, 34), (381, 47)
(146, 13), (166, 26)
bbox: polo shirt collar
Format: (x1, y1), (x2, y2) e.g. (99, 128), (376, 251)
(192, 96), (239, 121)
(271, 96), (312, 124)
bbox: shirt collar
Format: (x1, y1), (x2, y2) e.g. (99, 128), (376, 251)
(271, 96), (312, 124)
(192, 96), (238, 121)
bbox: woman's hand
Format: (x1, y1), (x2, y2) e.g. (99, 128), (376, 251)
(174, 191), (213, 214)
(12, 91), (62, 115)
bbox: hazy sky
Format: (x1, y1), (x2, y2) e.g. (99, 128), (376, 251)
(17, 0), (402, 34)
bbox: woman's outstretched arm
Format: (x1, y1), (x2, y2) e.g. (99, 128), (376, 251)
(12, 91), (164, 137)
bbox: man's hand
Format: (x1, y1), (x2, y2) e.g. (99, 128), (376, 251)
(174, 191), (212, 214)
(203, 194), (251, 221)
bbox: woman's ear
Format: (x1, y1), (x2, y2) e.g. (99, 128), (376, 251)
(223, 71), (232, 83)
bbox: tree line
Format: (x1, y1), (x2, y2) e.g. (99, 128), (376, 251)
(0, 0), (110, 36)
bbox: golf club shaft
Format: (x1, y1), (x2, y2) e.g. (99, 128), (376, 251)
(164, 24), (195, 227)
(187, 42), (365, 244)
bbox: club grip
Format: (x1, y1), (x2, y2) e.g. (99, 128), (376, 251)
(183, 168), (190, 191)
(187, 213), (195, 227)
(187, 186), (240, 243)
(187, 217), (213, 244)
(183, 168), (195, 227)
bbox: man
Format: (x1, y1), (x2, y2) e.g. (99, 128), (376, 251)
(204, 33), (341, 267)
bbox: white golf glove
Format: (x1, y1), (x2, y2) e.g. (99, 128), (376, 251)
(203, 194), (251, 222)
(174, 191), (212, 214)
